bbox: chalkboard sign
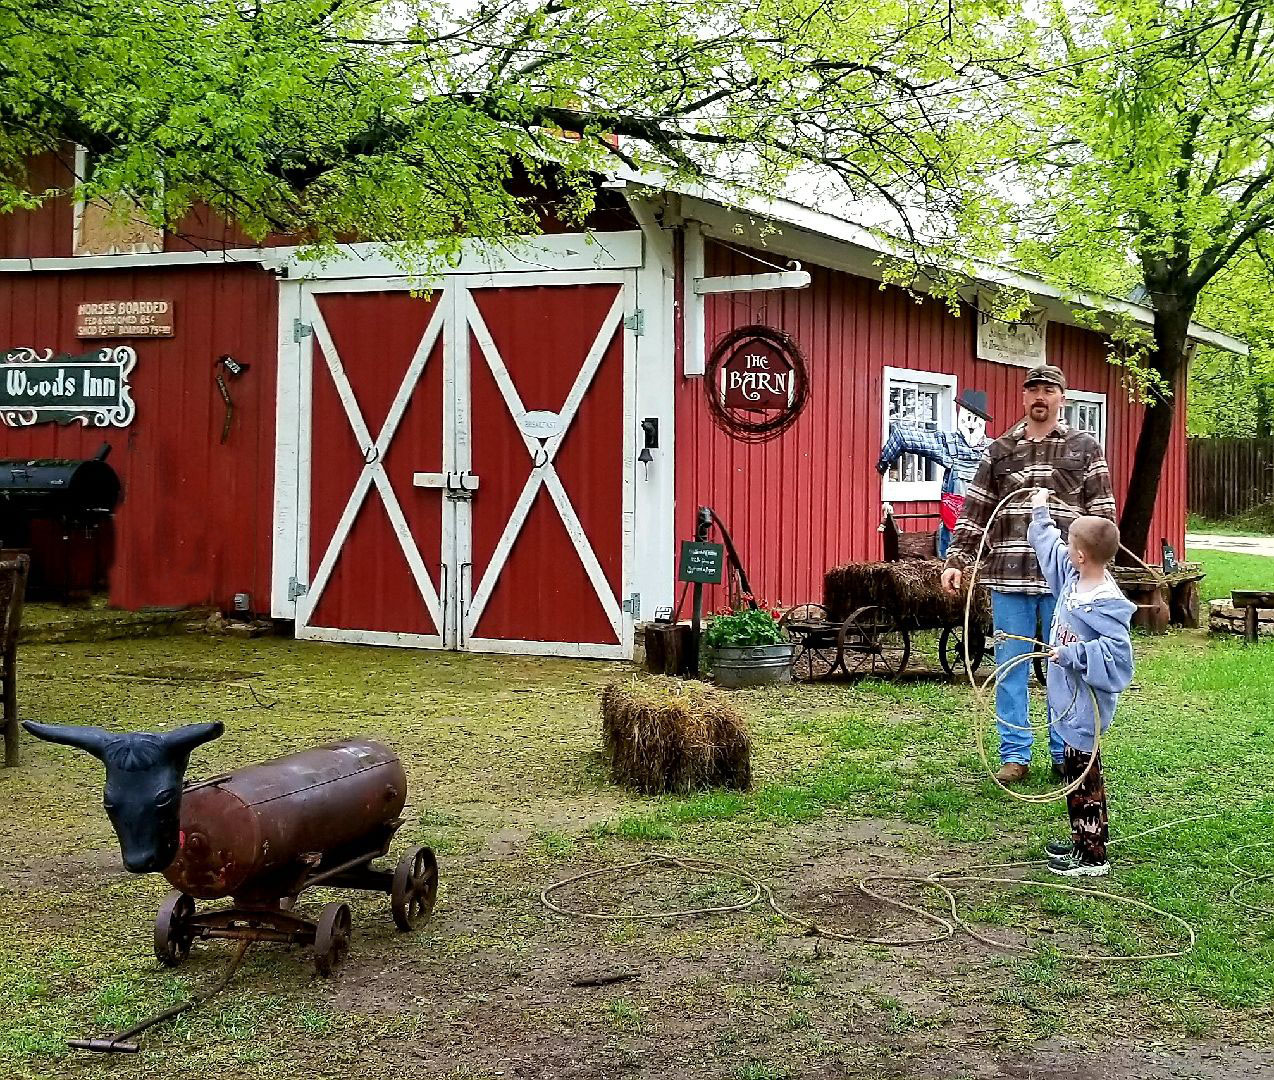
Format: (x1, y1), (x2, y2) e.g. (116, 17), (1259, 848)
(1161, 541), (1178, 575)
(678, 541), (724, 584)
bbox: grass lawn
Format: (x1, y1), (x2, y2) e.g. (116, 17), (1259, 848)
(1186, 546), (1274, 603)
(1, 573), (1273, 1078)
(1188, 505), (1274, 536)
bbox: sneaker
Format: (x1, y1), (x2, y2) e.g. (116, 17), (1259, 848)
(1047, 852), (1110, 877)
(1045, 838), (1072, 858)
(994, 763), (1030, 785)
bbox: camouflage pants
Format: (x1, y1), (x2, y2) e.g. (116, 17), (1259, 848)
(1062, 744), (1108, 864)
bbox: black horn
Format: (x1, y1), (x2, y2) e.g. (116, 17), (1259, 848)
(162, 722), (225, 757)
(23, 721), (112, 759)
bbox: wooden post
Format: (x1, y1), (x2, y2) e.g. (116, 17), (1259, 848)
(1, 555), (29, 768)
(688, 507), (714, 677)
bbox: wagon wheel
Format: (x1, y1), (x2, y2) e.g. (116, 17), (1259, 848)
(314, 902), (352, 976)
(780, 604), (838, 681)
(154, 890), (196, 967)
(939, 625), (987, 678)
(838, 605), (911, 679)
(391, 846), (439, 931)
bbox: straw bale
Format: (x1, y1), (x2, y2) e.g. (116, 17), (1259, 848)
(600, 678), (751, 794)
(823, 559), (990, 627)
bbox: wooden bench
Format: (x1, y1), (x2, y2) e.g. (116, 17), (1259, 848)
(1, 554), (30, 767)
(1232, 590), (1274, 643)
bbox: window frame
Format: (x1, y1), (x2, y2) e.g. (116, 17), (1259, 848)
(880, 366), (958, 503)
(1063, 389), (1107, 447)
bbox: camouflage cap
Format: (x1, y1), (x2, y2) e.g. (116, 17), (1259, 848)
(1023, 364), (1066, 391)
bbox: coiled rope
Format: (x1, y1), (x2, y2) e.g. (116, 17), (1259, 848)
(540, 489), (1230, 961)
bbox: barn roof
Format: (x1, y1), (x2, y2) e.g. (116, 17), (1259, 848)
(611, 169), (1249, 357)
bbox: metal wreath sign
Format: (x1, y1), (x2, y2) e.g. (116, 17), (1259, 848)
(0, 345), (137, 428)
(705, 325), (809, 443)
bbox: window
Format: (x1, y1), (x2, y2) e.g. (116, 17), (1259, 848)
(72, 147), (163, 257)
(881, 367), (957, 502)
(1063, 390), (1106, 446)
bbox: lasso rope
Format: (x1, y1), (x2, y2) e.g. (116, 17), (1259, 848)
(540, 488), (1230, 961)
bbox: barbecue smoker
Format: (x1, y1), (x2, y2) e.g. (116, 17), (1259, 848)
(0, 444), (120, 600)
(24, 722), (438, 976)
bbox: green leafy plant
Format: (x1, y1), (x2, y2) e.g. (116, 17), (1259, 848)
(703, 601), (784, 649)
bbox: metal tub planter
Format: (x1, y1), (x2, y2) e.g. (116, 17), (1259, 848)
(710, 643), (796, 688)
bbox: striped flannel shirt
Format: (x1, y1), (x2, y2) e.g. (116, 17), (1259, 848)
(943, 420), (1117, 594)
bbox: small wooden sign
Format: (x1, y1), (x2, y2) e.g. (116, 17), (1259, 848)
(76, 299), (175, 339)
(719, 337), (794, 411)
(678, 540), (724, 584)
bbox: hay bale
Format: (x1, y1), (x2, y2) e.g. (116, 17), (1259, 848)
(600, 678), (751, 794)
(823, 560), (989, 626)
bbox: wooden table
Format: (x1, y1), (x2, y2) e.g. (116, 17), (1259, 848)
(1232, 591), (1274, 643)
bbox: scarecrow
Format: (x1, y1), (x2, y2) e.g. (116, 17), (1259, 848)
(877, 389), (993, 557)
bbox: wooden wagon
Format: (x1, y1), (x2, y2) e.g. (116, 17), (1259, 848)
(779, 507), (992, 681)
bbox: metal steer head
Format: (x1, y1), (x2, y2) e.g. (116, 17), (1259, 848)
(24, 720), (225, 874)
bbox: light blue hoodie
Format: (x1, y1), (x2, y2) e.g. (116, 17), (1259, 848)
(1027, 506), (1137, 753)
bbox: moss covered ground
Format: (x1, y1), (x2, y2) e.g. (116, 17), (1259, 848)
(2, 547), (1272, 1079)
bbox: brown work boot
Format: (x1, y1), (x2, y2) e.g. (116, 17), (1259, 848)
(994, 763), (1030, 785)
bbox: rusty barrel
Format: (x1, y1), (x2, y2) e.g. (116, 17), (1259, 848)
(165, 740), (407, 900)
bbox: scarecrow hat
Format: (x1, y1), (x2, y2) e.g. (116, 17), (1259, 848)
(955, 389), (992, 423)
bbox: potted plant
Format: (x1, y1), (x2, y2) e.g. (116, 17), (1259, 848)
(703, 600), (795, 688)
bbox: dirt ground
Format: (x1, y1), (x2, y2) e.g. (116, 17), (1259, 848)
(1, 631), (1271, 1080)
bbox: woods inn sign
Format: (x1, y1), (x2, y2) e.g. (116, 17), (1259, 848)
(0, 346), (137, 427)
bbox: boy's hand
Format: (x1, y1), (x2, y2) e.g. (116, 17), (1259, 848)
(1030, 486), (1050, 510)
(1049, 648), (1061, 663)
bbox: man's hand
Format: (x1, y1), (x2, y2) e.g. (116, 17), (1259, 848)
(941, 567), (963, 594)
(1030, 486), (1050, 510)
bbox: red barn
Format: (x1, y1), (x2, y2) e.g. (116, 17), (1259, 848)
(0, 158), (1246, 658)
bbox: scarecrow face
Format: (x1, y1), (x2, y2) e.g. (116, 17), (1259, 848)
(956, 405), (987, 447)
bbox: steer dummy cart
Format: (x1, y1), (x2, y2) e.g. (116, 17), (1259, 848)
(780, 507), (992, 681)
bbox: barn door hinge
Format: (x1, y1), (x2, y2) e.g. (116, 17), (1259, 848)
(621, 593), (641, 619)
(292, 319), (313, 343)
(623, 310), (645, 336)
(288, 577), (308, 601)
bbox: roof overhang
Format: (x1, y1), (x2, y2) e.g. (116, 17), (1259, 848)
(612, 170), (1249, 357)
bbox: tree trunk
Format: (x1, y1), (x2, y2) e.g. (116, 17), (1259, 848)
(1117, 306), (1193, 561)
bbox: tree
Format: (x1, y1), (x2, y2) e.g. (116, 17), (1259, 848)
(989, 0), (1274, 554)
(0, 0), (1018, 265)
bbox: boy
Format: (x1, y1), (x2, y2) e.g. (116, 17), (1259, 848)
(1027, 487), (1136, 877)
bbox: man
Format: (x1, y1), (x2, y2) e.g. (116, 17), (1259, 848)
(940, 364), (1117, 784)
(877, 389), (994, 557)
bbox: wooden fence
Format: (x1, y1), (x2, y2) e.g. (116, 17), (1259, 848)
(1188, 437), (1274, 519)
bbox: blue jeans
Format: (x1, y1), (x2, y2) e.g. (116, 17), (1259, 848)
(990, 590), (1063, 766)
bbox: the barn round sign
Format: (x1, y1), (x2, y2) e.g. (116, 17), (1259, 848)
(705, 325), (809, 442)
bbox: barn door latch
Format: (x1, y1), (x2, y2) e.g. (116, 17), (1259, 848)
(288, 577), (308, 601)
(292, 319), (313, 343)
(621, 593), (641, 619)
(623, 310), (645, 336)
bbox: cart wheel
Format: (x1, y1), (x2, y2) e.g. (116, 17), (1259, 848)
(314, 902), (352, 976)
(391, 846), (439, 931)
(154, 890), (196, 967)
(839, 605), (911, 679)
(780, 604), (838, 681)
(939, 625), (987, 678)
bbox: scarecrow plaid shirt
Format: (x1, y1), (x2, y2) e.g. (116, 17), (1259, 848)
(943, 420), (1116, 593)
(876, 424), (986, 493)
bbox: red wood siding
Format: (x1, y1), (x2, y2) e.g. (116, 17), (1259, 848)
(0, 153), (76, 259)
(677, 244), (1186, 610)
(0, 265), (278, 611)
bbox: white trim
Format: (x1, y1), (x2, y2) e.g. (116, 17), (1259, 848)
(625, 193), (678, 639)
(1063, 388), (1107, 447)
(683, 221), (706, 376)
(270, 279), (304, 618)
(465, 637), (629, 660)
(295, 626), (445, 649)
(880, 365), (958, 503)
(446, 282), (465, 650)
(693, 270), (811, 294)
(462, 289), (626, 645)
